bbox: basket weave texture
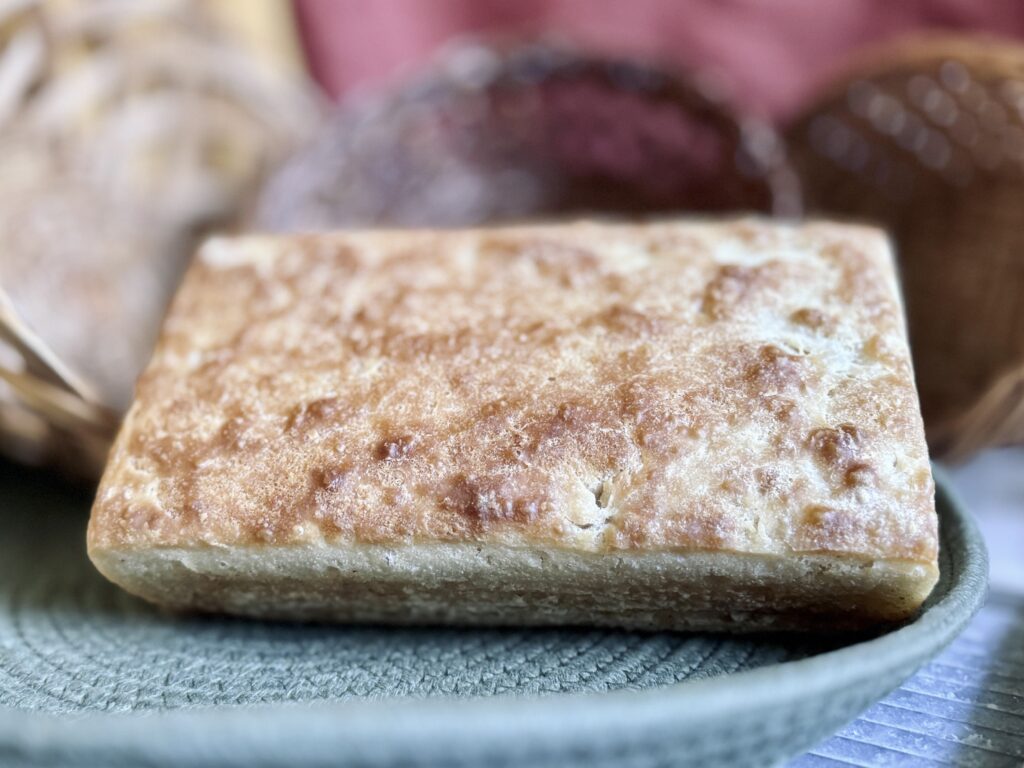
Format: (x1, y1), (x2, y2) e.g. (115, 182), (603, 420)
(788, 35), (1024, 460)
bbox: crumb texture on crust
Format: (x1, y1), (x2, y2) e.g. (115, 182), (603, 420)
(89, 219), (938, 574)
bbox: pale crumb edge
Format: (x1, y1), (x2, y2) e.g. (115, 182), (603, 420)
(88, 542), (939, 633)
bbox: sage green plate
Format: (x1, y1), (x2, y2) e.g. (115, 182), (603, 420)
(0, 463), (987, 768)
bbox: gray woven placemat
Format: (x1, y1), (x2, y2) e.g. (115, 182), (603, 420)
(0, 462), (988, 767)
(0, 461), (844, 713)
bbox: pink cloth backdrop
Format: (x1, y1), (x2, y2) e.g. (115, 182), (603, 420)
(294, 0), (1024, 119)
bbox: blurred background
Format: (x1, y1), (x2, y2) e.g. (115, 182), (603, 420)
(296, 0), (1024, 118)
(0, 1), (1022, 762)
(4, 0), (1019, 570)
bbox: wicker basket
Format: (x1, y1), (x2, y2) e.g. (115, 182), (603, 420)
(0, 0), (318, 477)
(257, 42), (800, 230)
(787, 35), (1024, 461)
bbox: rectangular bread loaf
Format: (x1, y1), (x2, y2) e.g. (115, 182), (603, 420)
(88, 219), (939, 631)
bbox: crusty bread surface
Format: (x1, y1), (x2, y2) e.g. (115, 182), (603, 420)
(88, 219), (939, 630)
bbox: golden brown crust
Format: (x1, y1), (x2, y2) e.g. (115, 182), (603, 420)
(89, 219), (938, 581)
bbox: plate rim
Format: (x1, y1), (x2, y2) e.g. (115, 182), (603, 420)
(0, 465), (989, 765)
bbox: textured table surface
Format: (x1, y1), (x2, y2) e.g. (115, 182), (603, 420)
(793, 450), (1024, 768)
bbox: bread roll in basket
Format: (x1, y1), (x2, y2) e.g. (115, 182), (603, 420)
(0, 0), (317, 476)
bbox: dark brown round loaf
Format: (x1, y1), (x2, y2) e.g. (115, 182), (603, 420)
(256, 42), (800, 231)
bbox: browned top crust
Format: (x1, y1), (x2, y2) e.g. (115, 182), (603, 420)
(89, 219), (938, 565)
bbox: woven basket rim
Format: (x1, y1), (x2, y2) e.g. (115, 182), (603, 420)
(788, 31), (1024, 128)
